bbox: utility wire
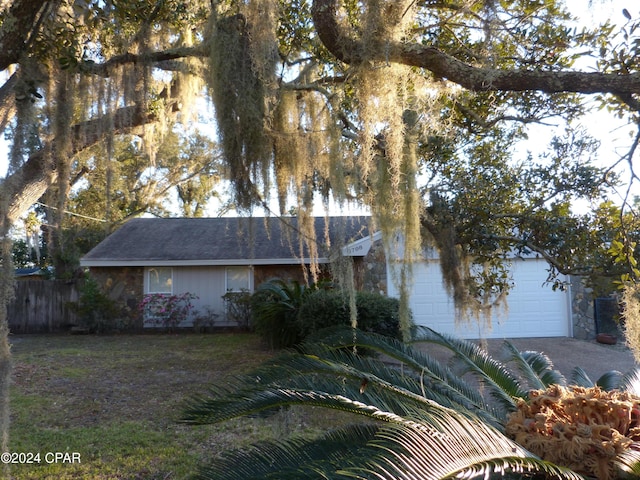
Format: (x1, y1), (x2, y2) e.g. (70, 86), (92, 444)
(35, 202), (108, 223)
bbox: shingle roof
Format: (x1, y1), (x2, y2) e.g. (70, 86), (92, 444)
(80, 216), (371, 267)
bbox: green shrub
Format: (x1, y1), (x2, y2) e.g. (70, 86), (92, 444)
(250, 279), (407, 348)
(69, 276), (120, 333)
(297, 290), (406, 340)
(250, 280), (312, 349)
(222, 290), (252, 329)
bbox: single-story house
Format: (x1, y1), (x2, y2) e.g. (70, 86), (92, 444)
(80, 215), (583, 338)
(79, 216), (375, 328)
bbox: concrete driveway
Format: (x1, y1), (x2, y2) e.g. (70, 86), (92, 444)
(418, 336), (638, 384)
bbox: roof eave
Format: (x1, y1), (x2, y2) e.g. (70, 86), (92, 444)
(80, 258), (331, 268)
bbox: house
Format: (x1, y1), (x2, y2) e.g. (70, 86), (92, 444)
(79, 216), (375, 328)
(81, 215), (579, 338)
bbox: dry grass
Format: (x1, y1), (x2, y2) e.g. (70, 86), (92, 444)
(6, 332), (336, 479)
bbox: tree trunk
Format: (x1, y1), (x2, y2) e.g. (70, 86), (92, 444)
(0, 222), (14, 458)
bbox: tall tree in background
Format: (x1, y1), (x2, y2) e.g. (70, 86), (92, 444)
(46, 130), (224, 276)
(1, 0), (640, 451)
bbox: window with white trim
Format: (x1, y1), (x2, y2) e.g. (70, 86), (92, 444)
(147, 267), (173, 293)
(226, 266), (250, 292)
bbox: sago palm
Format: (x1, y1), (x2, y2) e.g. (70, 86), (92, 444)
(250, 278), (320, 348)
(181, 327), (640, 479)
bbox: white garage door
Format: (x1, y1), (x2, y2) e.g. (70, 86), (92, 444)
(391, 258), (571, 339)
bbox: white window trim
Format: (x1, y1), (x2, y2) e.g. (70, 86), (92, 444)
(225, 266), (253, 293)
(145, 267), (173, 294)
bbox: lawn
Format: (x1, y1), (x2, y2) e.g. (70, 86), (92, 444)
(6, 332), (332, 479)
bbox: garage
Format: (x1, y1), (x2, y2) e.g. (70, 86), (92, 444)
(389, 256), (571, 339)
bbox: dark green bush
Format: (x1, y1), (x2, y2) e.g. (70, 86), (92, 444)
(69, 276), (120, 333)
(250, 278), (408, 349)
(250, 280), (310, 348)
(297, 290), (406, 340)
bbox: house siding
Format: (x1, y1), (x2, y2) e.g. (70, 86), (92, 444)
(89, 263), (339, 329)
(171, 266), (227, 323)
(253, 264), (331, 287)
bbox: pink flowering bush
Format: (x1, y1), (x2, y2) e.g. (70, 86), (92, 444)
(138, 292), (198, 329)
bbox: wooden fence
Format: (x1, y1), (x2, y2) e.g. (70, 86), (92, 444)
(7, 280), (79, 333)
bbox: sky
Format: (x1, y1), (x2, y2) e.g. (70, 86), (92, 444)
(0, 1), (635, 215)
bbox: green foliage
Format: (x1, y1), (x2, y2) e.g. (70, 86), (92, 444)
(7, 2), (640, 477)
(222, 290), (252, 329)
(250, 279), (319, 349)
(11, 239), (39, 269)
(182, 327), (640, 479)
(68, 131), (223, 222)
(250, 280), (405, 348)
(69, 276), (119, 333)
(423, 127), (622, 304)
(4, 0), (639, 327)
(298, 289), (405, 341)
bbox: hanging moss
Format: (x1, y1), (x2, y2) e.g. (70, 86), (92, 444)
(198, 0), (506, 337)
(350, 0), (424, 339)
(206, 7), (276, 209)
(622, 283), (640, 363)
(423, 191), (508, 330)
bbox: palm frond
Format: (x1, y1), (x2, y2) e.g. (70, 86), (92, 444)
(253, 280), (295, 311)
(338, 412), (585, 480)
(619, 368), (640, 395)
(585, 368), (640, 393)
(182, 388), (407, 425)
(502, 341), (566, 390)
(192, 424), (379, 480)
(303, 328), (506, 423)
(569, 366), (594, 387)
(613, 444), (640, 479)
(180, 348), (476, 426)
(190, 399), (586, 480)
(184, 328), (596, 479)
(596, 370), (625, 391)
(413, 327), (527, 411)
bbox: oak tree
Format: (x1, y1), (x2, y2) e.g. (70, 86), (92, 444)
(0, 0), (639, 452)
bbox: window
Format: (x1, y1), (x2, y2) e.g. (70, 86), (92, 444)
(226, 267), (250, 292)
(147, 267), (173, 293)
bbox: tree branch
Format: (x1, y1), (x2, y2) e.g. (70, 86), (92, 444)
(78, 46), (208, 77)
(0, 0), (49, 70)
(3, 80), (182, 225)
(311, 0), (640, 97)
(482, 234), (597, 277)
